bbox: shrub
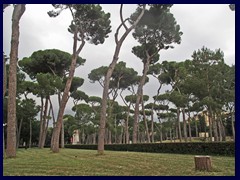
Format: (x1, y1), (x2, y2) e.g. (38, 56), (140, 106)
(65, 142), (234, 156)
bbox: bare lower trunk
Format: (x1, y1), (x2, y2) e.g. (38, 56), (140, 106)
(108, 130), (112, 144)
(93, 132), (96, 144)
(188, 119), (192, 142)
(182, 108), (187, 142)
(219, 118), (226, 141)
(217, 118), (222, 142)
(212, 112), (218, 142)
(195, 118), (198, 137)
(150, 109), (154, 143)
(133, 60), (150, 143)
(125, 109), (130, 144)
(6, 4), (26, 158)
(177, 107), (182, 142)
(61, 121), (64, 148)
(208, 111), (213, 142)
(142, 94), (150, 143)
(29, 119), (32, 148)
(39, 97), (44, 147)
(39, 96), (49, 148)
(170, 128), (172, 142)
(3, 55), (7, 98)
(16, 118), (23, 148)
(159, 123), (163, 143)
(231, 111), (235, 141)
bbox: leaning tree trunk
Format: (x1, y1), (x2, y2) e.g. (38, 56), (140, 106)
(98, 5), (145, 154)
(151, 81), (162, 143)
(51, 29), (85, 153)
(16, 118), (23, 148)
(133, 59), (150, 143)
(6, 4), (26, 158)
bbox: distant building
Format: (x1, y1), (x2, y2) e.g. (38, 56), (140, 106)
(191, 110), (231, 127)
(199, 132), (209, 138)
(72, 130), (80, 145)
(193, 110), (210, 126)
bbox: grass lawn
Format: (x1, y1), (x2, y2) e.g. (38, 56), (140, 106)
(3, 148), (235, 176)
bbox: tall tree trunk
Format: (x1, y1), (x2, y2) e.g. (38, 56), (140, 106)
(6, 4), (26, 158)
(3, 55), (7, 157)
(137, 118), (140, 143)
(29, 119), (32, 148)
(39, 96), (49, 148)
(159, 123), (163, 143)
(16, 118), (23, 148)
(151, 82), (162, 143)
(98, 5), (145, 154)
(105, 128), (108, 144)
(188, 118), (192, 142)
(208, 111), (213, 142)
(125, 107), (130, 144)
(150, 108), (154, 143)
(108, 130), (112, 144)
(170, 128), (173, 142)
(51, 29), (85, 153)
(141, 94), (150, 143)
(61, 120), (64, 148)
(38, 97), (44, 148)
(3, 55), (7, 98)
(133, 60), (150, 143)
(194, 117), (198, 137)
(82, 129), (85, 144)
(211, 111), (218, 142)
(177, 107), (182, 142)
(93, 132), (96, 144)
(217, 117), (222, 142)
(182, 108), (187, 142)
(231, 111), (235, 141)
(187, 111), (192, 141)
(175, 123), (178, 139)
(219, 118), (226, 141)
(119, 126), (123, 144)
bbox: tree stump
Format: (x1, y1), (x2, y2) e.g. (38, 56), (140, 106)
(194, 156), (212, 171)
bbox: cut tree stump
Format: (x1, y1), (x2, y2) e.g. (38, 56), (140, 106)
(194, 156), (212, 171)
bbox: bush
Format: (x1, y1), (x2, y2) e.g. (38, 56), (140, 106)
(65, 142), (234, 156)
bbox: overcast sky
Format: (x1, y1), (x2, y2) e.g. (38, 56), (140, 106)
(3, 4), (235, 116)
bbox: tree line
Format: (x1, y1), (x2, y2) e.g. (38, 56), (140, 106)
(3, 4), (235, 158)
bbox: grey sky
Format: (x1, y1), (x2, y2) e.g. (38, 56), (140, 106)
(3, 4), (235, 116)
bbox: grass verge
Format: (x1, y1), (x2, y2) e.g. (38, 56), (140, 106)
(3, 148), (235, 176)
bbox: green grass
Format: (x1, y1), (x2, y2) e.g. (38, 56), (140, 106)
(3, 148), (235, 176)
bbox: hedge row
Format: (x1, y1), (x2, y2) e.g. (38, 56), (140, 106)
(65, 142), (235, 156)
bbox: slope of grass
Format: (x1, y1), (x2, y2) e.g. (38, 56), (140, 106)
(3, 148), (235, 176)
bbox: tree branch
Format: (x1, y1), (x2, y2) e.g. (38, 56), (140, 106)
(120, 4), (128, 31)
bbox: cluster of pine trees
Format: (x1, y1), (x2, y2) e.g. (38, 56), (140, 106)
(3, 4), (234, 158)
